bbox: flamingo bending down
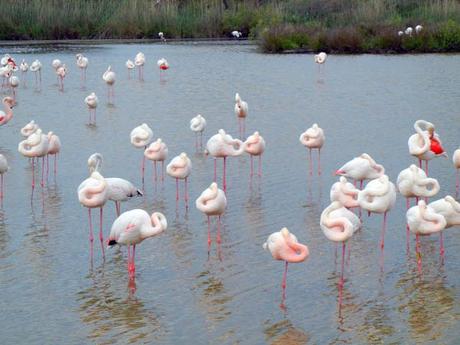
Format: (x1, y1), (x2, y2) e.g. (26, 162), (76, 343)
(84, 92), (98, 125)
(244, 131), (265, 177)
(102, 66), (116, 104)
(190, 114), (206, 151)
(29, 59), (42, 88)
(408, 120), (447, 174)
(231, 30), (242, 38)
(206, 129), (245, 192)
(234, 93), (248, 138)
(126, 59), (135, 79)
(76, 54), (88, 84)
(78, 171), (109, 259)
(453, 149), (460, 196)
(0, 154), (8, 200)
(21, 120), (39, 137)
(166, 153), (192, 207)
(314, 52), (327, 73)
(196, 182), (227, 246)
(144, 139), (168, 183)
(336, 153), (385, 188)
(429, 196), (460, 256)
(358, 175), (396, 250)
(0, 97), (15, 126)
(263, 228), (309, 307)
(18, 128), (49, 189)
(108, 209), (167, 279)
(330, 176), (360, 209)
(19, 59), (28, 86)
(134, 52), (145, 81)
(46, 131), (61, 177)
(299, 123), (325, 175)
(56, 64), (66, 91)
(130, 123), (153, 186)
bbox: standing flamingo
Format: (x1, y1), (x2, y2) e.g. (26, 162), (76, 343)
(234, 93), (248, 138)
(102, 66), (116, 104)
(157, 58), (169, 80)
(9, 76), (19, 99)
(126, 59), (135, 79)
(166, 152), (192, 207)
(144, 139), (168, 183)
(56, 64), (66, 91)
(46, 131), (61, 178)
(190, 114), (206, 151)
(0, 154), (8, 200)
(29, 59), (42, 88)
(429, 196), (460, 257)
(244, 131), (265, 177)
(76, 54), (88, 85)
(453, 149), (460, 196)
(299, 123), (325, 175)
(51, 59), (62, 85)
(18, 128), (49, 189)
(335, 153), (385, 188)
(196, 182), (227, 247)
(0, 97), (15, 126)
(19, 59), (28, 87)
(263, 228), (309, 307)
(78, 171), (109, 259)
(134, 52), (145, 81)
(84, 92), (98, 125)
(108, 209), (167, 279)
(130, 123), (153, 186)
(206, 129), (245, 192)
(330, 176), (360, 209)
(314, 52), (327, 73)
(158, 32), (166, 42)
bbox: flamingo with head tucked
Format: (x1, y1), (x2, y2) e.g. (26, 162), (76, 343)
(0, 97), (15, 126)
(144, 139), (168, 183)
(21, 120), (39, 137)
(19, 59), (28, 86)
(130, 123), (153, 187)
(330, 176), (360, 209)
(453, 149), (460, 196)
(263, 228), (309, 307)
(29, 59), (42, 88)
(158, 32), (165, 41)
(0, 154), (8, 200)
(9, 76), (19, 99)
(56, 64), (66, 91)
(336, 153), (385, 188)
(134, 52), (145, 81)
(429, 195), (460, 257)
(18, 128), (49, 189)
(84, 92), (98, 125)
(190, 114), (206, 151)
(166, 152), (192, 207)
(46, 131), (61, 177)
(126, 59), (135, 79)
(108, 209), (167, 279)
(314, 52), (327, 73)
(76, 54), (88, 84)
(206, 129), (245, 192)
(300, 123), (325, 175)
(244, 131), (265, 177)
(102, 66), (116, 104)
(234, 93), (248, 137)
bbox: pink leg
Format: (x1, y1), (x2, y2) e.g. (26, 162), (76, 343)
(54, 154), (57, 176)
(250, 155), (254, 177)
(258, 155), (262, 177)
(457, 169), (459, 198)
(380, 212), (387, 250)
(93, 109), (96, 125)
(308, 149), (312, 176)
(141, 153), (145, 185)
(32, 157), (35, 189)
(416, 234), (422, 272)
(339, 242), (345, 288)
(46, 154), (49, 179)
(99, 207), (105, 257)
(223, 157), (227, 192)
(176, 178), (179, 201)
(213, 158), (217, 182)
(153, 161), (157, 182)
(131, 244), (136, 277)
(419, 159), (422, 169)
(41, 156), (45, 187)
(88, 208), (94, 261)
(281, 261), (288, 306)
(0, 173), (3, 199)
(207, 216), (211, 247)
(406, 198), (410, 253)
(425, 160), (428, 175)
(440, 231), (445, 257)
(127, 245), (132, 277)
(318, 149), (321, 175)
(195, 133), (198, 151)
(217, 216), (221, 244)
(88, 110), (91, 124)
(161, 161), (165, 181)
(200, 132), (203, 151)
(184, 177), (189, 208)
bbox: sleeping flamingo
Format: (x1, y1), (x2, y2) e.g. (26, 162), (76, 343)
(0, 154), (8, 200)
(9, 76), (19, 99)
(234, 93), (248, 138)
(19, 59), (28, 86)
(314, 52), (327, 73)
(46, 131), (61, 177)
(144, 139), (168, 183)
(84, 92), (98, 125)
(157, 58), (169, 80)
(56, 64), (66, 91)
(299, 123), (325, 175)
(263, 228), (309, 307)
(18, 128), (49, 189)
(190, 114), (206, 151)
(330, 176), (360, 209)
(206, 129), (245, 192)
(196, 182), (227, 247)
(108, 209), (167, 279)
(166, 153), (192, 207)
(429, 196), (460, 257)
(76, 54), (88, 85)
(29, 59), (42, 88)
(134, 52), (145, 81)
(0, 97), (15, 126)
(336, 153), (385, 188)
(21, 120), (39, 137)
(130, 123), (153, 186)
(453, 149), (460, 196)
(126, 59), (135, 79)
(102, 66), (116, 104)
(244, 131), (265, 177)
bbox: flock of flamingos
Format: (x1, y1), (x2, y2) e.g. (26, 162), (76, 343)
(0, 49), (459, 308)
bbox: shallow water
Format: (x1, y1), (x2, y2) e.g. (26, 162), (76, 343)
(1, 42), (460, 344)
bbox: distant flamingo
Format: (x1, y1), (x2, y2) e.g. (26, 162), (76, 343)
(336, 153), (385, 188)
(453, 149), (460, 196)
(144, 138), (168, 183)
(263, 228), (309, 307)
(314, 52), (327, 73)
(9, 76), (19, 99)
(405, 27), (413, 36)
(78, 171), (109, 259)
(76, 54), (88, 84)
(429, 195), (460, 257)
(408, 120), (447, 174)
(134, 52), (145, 81)
(157, 58), (169, 80)
(206, 129), (245, 192)
(102, 66), (116, 104)
(358, 175), (396, 250)
(84, 92), (98, 125)
(231, 30), (242, 38)
(330, 176), (360, 209)
(158, 32), (166, 41)
(56, 64), (66, 91)
(0, 154), (8, 200)
(51, 59), (62, 85)
(244, 131), (265, 177)
(299, 123), (325, 175)
(29, 59), (42, 88)
(234, 93), (248, 138)
(46, 131), (61, 177)
(19, 59), (28, 86)
(126, 59), (135, 79)
(21, 120), (39, 137)
(130, 123), (153, 186)
(167, 153), (192, 207)
(415, 25), (423, 34)
(108, 209), (167, 279)
(18, 128), (49, 189)
(196, 182), (227, 247)
(0, 97), (15, 126)
(190, 114), (206, 151)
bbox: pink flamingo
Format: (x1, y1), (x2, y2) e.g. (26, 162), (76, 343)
(102, 66), (116, 104)
(84, 92), (98, 125)
(46, 131), (61, 178)
(263, 228), (309, 307)
(453, 149), (460, 197)
(330, 177), (360, 209)
(108, 209), (167, 279)
(166, 153), (192, 208)
(29, 59), (42, 88)
(299, 123), (325, 175)
(0, 154), (8, 200)
(19, 59), (28, 87)
(9, 76), (19, 99)
(134, 52), (145, 81)
(190, 114), (206, 151)
(244, 131), (265, 177)
(21, 120), (39, 137)
(144, 138), (168, 183)
(429, 196), (460, 257)
(56, 64), (66, 91)
(130, 123), (153, 187)
(18, 128), (49, 189)
(76, 54), (88, 85)
(234, 93), (248, 138)
(0, 97), (15, 126)
(335, 153), (385, 189)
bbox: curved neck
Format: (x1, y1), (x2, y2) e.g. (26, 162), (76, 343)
(142, 214), (165, 239)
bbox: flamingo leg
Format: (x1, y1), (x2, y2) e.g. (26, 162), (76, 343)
(213, 158), (217, 182)
(46, 154), (49, 180)
(318, 148), (321, 175)
(440, 231), (445, 258)
(250, 155), (254, 177)
(32, 157), (35, 189)
(200, 132), (203, 151)
(281, 261), (288, 305)
(416, 234), (422, 271)
(40, 156), (45, 187)
(127, 245), (132, 277)
(131, 244), (136, 277)
(195, 133), (198, 152)
(161, 160), (165, 182)
(184, 177), (189, 208)
(406, 198), (410, 253)
(207, 216), (211, 247)
(425, 160), (428, 175)
(258, 155), (262, 177)
(54, 154), (57, 176)
(223, 157), (227, 192)
(153, 161), (157, 183)
(0, 173), (3, 200)
(88, 208), (94, 261)
(217, 215), (221, 244)
(176, 178), (179, 201)
(308, 149), (312, 176)
(141, 152), (145, 186)
(339, 242), (345, 288)
(99, 207), (105, 257)
(380, 212), (387, 250)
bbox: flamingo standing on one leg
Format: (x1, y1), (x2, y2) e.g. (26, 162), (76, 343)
(314, 52), (327, 74)
(51, 59), (62, 85)
(46, 131), (61, 178)
(453, 149), (460, 197)
(0, 154), (8, 201)
(108, 209), (167, 279)
(126, 59), (135, 79)
(144, 139), (168, 184)
(244, 131), (265, 177)
(166, 152), (192, 208)
(18, 128), (49, 189)
(56, 64), (66, 91)
(263, 228), (309, 308)
(29, 59), (42, 89)
(130, 123), (153, 187)
(78, 171), (109, 260)
(429, 196), (460, 258)
(134, 52), (145, 81)
(0, 97), (15, 126)
(76, 54), (88, 86)
(196, 182), (227, 248)
(158, 32), (166, 42)
(299, 123), (325, 175)
(84, 92), (98, 125)
(102, 65), (116, 104)
(19, 59), (28, 87)
(234, 93), (248, 138)
(190, 114), (206, 151)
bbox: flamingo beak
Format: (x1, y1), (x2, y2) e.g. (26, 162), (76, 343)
(335, 169), (345, 176)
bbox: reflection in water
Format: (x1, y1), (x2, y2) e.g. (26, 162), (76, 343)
(0, 209), (10, 259)
(264, 319), (309, 345)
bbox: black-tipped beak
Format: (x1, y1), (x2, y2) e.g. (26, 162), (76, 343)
(108, 239), (117, 246)
(137, 190), (143, 196)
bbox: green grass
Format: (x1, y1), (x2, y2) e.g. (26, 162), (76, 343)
(1, 0), (460, 53)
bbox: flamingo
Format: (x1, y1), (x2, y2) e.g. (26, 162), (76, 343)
(190, 114), (206, 151)
(18, 128), (49, 189)
(130, 123), (153, 186)
(231, 30), (242, 38)
(415, 25), (423, 34)
(8, 76), (19, 99)
(0, 97), (15, 126)
(453, 149), (460, 196)
(407, 200), (446, 270)
(358, 175), (396, 250)
(134, 52), (145, 81)
(102, 65), (116, 104)
(320, 201), (361, 289)
(78, 171), (109, 259)
(108, 209), (167, 279)
(0, 54), (11, 66)
(19, 59), (28, 86)
(314, 52), (327, 73)
(299, 123), (325, 175)
(398, 31), (404, 36)
(126, 59), (135, 79)
(144, 139), (168, 183)
(0, 154), (8, 200)
(196, 182), (227, 247)
(263, 228), (309, 307)
(335, 153), (385, 188)
(29, 59), (42, 88)
(0, 65), (12, 89)
(429, 196), (460, 257)
(21, 120), (39, 137)
(206, 129), (245, 192)
(234, 93), (248, 138)
(166, 152), (192, 207)
(46, 131), (61, 177)
(244, 131), (265, 177)
(330, 176), (360, 209)
(157, 58), (169, 79)
(84, 92), (98, 125)
(405, 27), (413, 36)
(76, 54), (88, 84)
(56, 64), (66, 91)
(158, 32), (166, 41)
(408, 120), (447, 174)
(88, 153), (143, 216)
(51, 59), (62, 85)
